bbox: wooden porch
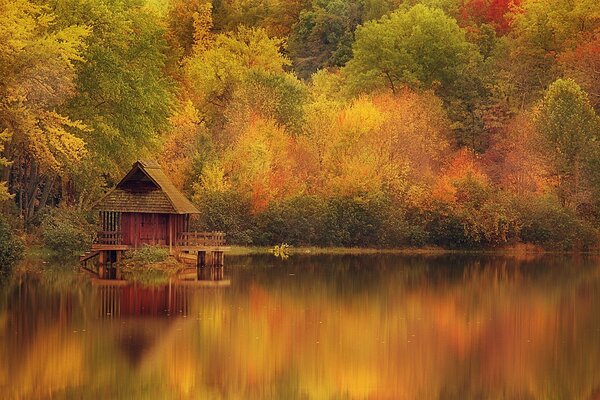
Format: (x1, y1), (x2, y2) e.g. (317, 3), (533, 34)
(91, 230), (228, 252)
(81, 230), (228, 280)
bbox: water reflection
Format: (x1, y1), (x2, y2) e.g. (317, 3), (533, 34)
(1, 254), (600, 399)
(97, 284), (192, 318)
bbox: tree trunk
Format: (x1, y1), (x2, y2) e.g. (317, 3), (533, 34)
(35, 174), (56, 219)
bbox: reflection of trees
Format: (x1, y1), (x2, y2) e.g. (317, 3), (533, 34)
(0, 255), (600, 398)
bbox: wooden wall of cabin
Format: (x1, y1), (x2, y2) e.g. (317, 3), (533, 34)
(120, 213), (188, 248)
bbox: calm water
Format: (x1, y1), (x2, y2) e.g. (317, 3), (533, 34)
(1, 254), (600, 399)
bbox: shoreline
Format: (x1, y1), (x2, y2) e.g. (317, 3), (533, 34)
(226, 244), (600, 257)
(23, 244), (600, 262)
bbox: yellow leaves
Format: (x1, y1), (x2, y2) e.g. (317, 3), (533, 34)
(300, 89), (450, 200)
(431, 148), (488, 202)
(160, 101), (207, 189)
(184, 26), (290, 108)
(192, 1), (213, 54)
(0, 130), (11, 201)
(28, 111), (87, 173)
(221, 116), (300, 211)
(0, 0), (89, 178)
(336, 96), (384, 143)
(0, 129), (11, 168)
(199, 163), (229, 193)
(328, 152), (383, 197)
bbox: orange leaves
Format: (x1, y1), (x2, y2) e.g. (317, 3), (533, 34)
(159, 101), (208, 190)
(300, 89), (451, 200)
(432, 148), (488, 203)
(483, 113), (552, 195)
(372, 90), (451, 187)
(223, 116), (301, 212)
(559, 33), (600, 109)
(459, 0), (521, 34)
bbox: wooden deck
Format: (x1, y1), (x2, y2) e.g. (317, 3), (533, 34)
(91, 231), (228, 252)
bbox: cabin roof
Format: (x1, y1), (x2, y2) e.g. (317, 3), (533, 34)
(93, 160), (200, 214)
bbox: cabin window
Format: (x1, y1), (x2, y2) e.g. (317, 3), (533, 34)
(99, 211), (121, 233)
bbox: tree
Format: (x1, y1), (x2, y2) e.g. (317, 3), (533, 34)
(535, 79), (600, 208)
(483, 112), (550, 196)
(184, 26), (291, 136)
(166, 0), (213, 57)
(505, 0), (600, 105)
(212, 0), (309, 37)
(51, 0), (175, 179)
(221, 117), (301, 211)
(0, 0), (89, 222)
(159, 101), (213, 192)
(559, 33), (600, 111)
(459, 0), (520, 35)
(344, 5), (478, 95)
(288, 0), (364, 78)
(0, 130), (12, 201)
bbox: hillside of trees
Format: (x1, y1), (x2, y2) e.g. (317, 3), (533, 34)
(2, 0), (600, 250)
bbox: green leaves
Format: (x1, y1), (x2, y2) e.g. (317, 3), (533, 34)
(53, 0), (175, 174)
(537, 79), (600, 164)
(536, 78), (600, 207)
(344, 4), (478, 94)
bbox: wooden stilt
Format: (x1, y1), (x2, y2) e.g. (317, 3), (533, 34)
(198, 251), (206, 268)
(98, 251), (105, 279)
(115, 250), (122, 280)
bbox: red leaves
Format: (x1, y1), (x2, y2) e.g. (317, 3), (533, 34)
(460, 0), (521, 35)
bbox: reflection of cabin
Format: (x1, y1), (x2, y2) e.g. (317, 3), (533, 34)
(80, 160), (227, 279)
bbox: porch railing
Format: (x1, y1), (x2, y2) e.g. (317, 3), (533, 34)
(96, 231), (122, 245)
(177, 231), (226, 247)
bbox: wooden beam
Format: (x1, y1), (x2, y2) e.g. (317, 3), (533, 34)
(169, 214), (173, 254)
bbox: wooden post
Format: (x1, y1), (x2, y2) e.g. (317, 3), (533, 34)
(115, 250), (122, 280)
(198, 251), (206, 268)
(168, 215), (173, 254)
(98, 251), (105, 279)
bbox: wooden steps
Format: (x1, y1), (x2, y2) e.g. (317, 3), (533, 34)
(80, 250), (101, 263)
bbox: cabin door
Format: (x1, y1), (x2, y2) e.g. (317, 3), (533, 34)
(139, 214), (168, 246)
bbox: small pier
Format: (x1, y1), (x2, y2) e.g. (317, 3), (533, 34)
(80, 231), (229, 280)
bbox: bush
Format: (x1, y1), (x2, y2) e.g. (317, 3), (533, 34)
(517, 195), (598, 250)
(193, 189), (255, 245)
(254, 195), (328, 245)
(0, 215), (24, 278)
(425, 179), (521, 249)
(124, 245), (169, 264)
(121, 246), (179, 285)
(324, 196), (383, 247)
(41, 207), (95, 256)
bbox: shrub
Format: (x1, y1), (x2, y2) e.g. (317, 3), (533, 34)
(193, 189), (255, 244)
(254, 195), (328, 245)
(378, 200), (428, 247)
(124, 245), (169, 264)
(0, 215), (24, 278)
(324, 196), (383, 247)
(517, 195), (598, 250)
(41, 207), (95, 256)
(425, 179), (521, 249)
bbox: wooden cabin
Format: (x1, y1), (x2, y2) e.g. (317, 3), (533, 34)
(81, 160), (227, 279)
(93, 159), (201, 250)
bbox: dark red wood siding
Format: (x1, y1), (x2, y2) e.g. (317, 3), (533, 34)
(121, 213), (188, 247)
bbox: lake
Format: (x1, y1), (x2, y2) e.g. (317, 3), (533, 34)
(1, 253), (599, 399)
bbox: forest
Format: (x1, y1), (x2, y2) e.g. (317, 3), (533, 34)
(2, 0), (600, 253)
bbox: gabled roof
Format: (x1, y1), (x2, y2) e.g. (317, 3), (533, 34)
(93, 160), (200, 214)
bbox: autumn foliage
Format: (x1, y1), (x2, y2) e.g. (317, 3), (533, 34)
(2, 0), (600, 249)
